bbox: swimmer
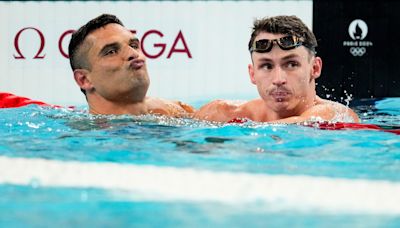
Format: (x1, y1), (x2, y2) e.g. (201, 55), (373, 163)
(195, 15), (359, 123)
(69, 14), (194, 117)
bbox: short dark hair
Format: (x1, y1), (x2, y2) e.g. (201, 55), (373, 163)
(68, 14), (124, 95)
(69, 14), (124, 71)
(248, 15), (317, 54)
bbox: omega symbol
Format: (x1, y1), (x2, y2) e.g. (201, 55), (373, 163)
(14, 27), (46, 59)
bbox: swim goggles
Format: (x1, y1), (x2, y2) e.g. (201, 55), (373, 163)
(249, 35), (308, 53)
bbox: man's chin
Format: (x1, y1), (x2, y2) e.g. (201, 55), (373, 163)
(270, 100), (291, 112)
(267, 95), (289, 103)
(129, 71), (149, 82)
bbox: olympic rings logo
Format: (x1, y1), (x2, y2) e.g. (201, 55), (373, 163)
(349, 47), (366, 56)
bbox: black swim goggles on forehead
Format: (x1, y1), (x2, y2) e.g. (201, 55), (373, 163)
(249, 35), (306, 53)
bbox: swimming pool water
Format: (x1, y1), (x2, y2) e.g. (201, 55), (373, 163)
(0, 98), (399, 226)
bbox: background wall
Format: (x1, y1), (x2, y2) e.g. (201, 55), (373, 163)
(314, 0), (400, 102)
(0, 1), (312, 105)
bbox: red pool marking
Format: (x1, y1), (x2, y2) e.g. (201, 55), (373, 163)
(227, 117), (400, 135)
(0, 92), (64, 108)
(227, 118), (248, 124)
(310, 122), (400, 135)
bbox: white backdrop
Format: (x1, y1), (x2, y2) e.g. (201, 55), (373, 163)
(0, 1), (312, 105)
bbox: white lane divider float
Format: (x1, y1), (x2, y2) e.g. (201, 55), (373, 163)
(0, 155), (400, 215)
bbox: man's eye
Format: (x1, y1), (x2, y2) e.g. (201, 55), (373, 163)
(261, 63), (273, 70)
(130, 43), (140, 49)
(105, 49), (117, 55)
(286, 61), (299, 68)
(129, 41), (140, 49)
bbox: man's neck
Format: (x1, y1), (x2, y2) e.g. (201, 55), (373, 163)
(87, 95), (148, 115)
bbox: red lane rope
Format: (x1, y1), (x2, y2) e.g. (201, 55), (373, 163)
(227, 117), (248, 124)
(313, 122), (400, 135)
(227, 117), (400, 135)
(0, 92), (48, 108)
(0, 92), (64, 108)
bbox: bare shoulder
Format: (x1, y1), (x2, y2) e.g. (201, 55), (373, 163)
(307, 97), (360, 122)
(145, 97), (195, 117)
(194, 99), (247, 122)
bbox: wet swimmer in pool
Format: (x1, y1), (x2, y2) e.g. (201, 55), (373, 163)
(194, 15), (359, 123)
(68, 14), (194, 117)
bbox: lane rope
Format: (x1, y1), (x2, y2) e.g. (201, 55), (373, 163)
(1, 156), (400, 214)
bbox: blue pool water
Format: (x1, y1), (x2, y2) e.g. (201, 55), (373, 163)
(0, 98), (399, 227)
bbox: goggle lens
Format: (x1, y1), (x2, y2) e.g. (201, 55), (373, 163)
(250, 36), (303, 53)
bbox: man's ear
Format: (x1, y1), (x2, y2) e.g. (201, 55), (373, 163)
(311, 56), (322, 80)
(248, 63), (256, 85)
(73, 69), (93, 92)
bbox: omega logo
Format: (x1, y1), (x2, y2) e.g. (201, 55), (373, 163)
(13, 27), (47, 59)
(13, 27), (192, 60)
(138, 29), (192, 59)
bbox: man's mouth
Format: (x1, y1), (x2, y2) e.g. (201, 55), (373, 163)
(270, 89), (290, 101)
(130, 60), (145, 70)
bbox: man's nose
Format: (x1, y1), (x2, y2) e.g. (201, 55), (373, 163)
(126, 45), (139, 61)
(271, 67), (287, 86)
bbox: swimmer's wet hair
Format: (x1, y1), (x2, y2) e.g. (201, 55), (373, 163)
(68, 14), (124, 95)
(248, 15), (317, 55)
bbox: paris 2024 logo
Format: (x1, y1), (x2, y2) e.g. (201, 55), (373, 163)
(343, 19), (373, 57)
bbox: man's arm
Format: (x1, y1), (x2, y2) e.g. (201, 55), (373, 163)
(173, 101), (196, 117)
(194, 100), (240, 122)
(146, 97), (196, 118)
(269, 103), (360, 124)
